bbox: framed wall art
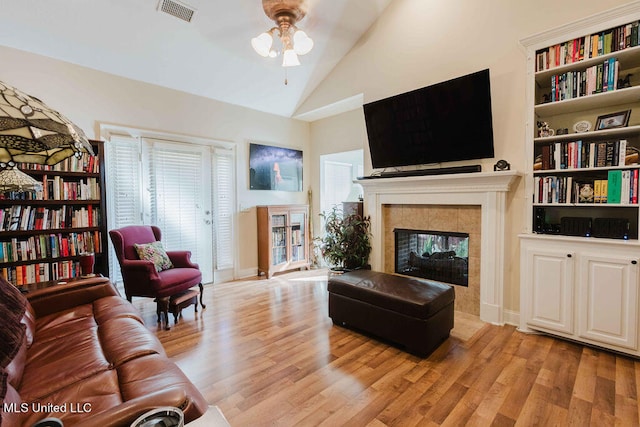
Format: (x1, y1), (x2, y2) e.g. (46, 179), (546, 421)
(249, 143), (303, 191)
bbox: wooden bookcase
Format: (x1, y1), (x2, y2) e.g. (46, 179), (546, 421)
(257, 204), (310, 278)
(519, 5), (640, 357)
(0, 140), (109, 285)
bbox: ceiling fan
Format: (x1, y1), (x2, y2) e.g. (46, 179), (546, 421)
(251, 0), (314, 68)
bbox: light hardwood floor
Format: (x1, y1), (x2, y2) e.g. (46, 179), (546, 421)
(132, 270), (640, 426)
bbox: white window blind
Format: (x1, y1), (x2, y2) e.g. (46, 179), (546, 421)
(105, 135), (142, 284)
(105, 132), (235, 284)
(147, 141), (205, 266)
(213, 149), (234, 270)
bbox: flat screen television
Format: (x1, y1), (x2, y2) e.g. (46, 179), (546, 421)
(363, 69), (495, 169)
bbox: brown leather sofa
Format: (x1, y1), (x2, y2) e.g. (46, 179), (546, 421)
(0, 276), (208, 427)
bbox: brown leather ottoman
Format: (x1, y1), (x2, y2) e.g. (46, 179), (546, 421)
(328, 270), (455, 357)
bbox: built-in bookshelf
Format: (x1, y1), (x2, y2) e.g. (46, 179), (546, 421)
(520, 5), (640, 358)
(531, 18), (640, 239)
(0, 141), (108, 285)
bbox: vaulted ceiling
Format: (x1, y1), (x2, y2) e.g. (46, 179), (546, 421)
(0, 0), (394, 118)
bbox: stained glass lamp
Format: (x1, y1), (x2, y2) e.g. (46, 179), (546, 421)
(0, 80), (94, 166)
(0, 161), (42, 192)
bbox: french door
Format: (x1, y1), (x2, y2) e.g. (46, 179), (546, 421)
(106, 135), (234, 285)
(144, 139), (213, 283)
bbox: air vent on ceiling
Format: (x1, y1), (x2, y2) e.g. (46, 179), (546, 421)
(158, 0), (196, 23)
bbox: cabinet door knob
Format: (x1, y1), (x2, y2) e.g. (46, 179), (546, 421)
(567, 254), (572, 258)
(632, 260), (638, 265)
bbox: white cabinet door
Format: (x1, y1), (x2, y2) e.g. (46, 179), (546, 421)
(577, 254), (639, 350)
(524, 245), (575, 334)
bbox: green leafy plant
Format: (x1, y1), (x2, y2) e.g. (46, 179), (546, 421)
(319, 206), (372, 270)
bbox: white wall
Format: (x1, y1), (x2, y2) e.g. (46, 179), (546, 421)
(309, 109), (369, 236)
(0, 45), (310, 277)
(301, 0), (632, 316)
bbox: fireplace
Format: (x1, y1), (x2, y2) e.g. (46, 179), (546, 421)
(395, 228), (469, 286)
(357, 171), (520, 325)
(386, 206), (480, 315)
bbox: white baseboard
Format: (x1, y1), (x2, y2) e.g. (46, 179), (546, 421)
(503, 309), (520, 327)
(235, 267), (258, 280)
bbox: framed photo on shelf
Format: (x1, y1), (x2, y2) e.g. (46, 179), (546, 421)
(595, 110), (631, 130)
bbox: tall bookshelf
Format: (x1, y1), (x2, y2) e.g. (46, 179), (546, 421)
(519, 4), (640, 357)
(0, 140), (108, 286)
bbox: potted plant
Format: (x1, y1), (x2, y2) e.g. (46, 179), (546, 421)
(318, 206), (372, 271)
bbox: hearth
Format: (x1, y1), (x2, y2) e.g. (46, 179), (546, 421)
(394, 228), (469, 286)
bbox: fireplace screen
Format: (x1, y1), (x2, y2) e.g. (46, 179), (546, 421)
(394, 228), (469, 286)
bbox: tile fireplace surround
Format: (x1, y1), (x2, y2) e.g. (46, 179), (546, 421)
(358, 171), (520, 325)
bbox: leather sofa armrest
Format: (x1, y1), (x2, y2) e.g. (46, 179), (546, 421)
(72, 387), (208, 427)
(27, 277), (120, 318)
(166, 250), (200, 269)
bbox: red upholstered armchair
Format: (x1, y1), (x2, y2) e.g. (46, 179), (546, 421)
(109, 225), (205, 328)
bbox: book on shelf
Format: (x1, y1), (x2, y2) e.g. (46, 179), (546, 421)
(534, 171), (638, 205)
(16, 151), (100, 174)
(0, 260), (81, 286)
(607, 170), (623, 204)
(537, 139), (632, 170)
(0, 231), (102, 263)
(0, 206), (100, 232)
(536, 21), (639, 72)
(1, 177), (100, 201)
(548, 58), (618, 102)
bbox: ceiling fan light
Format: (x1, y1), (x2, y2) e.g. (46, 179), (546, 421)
(282, 49), (300, 67)
(251, 32), (273, 57)
(293, 30), (313, 55)
(293, 30), (308, 43)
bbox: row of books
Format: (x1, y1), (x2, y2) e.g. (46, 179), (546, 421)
(1, 261), (82, 286)
(291, 245), (304, 262)
(291, 228), (304, 246)
(271, 228), (288, 247)
(271, 216), (286, 227)
(0, 205), (99, 232)
(1, 176), (100, 201)
(534, 170), (639, 204)
(547, 58), (618, 102)
(0, 231), (102, 263)
(536, 21), (639, 71)
(535, 139), (632, 170)
(272, 247), (287, 265)
(16, 152), (99, 174)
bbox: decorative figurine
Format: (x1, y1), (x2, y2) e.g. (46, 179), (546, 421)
(537, 121), (554, 137)
(618, 73), (632, 89)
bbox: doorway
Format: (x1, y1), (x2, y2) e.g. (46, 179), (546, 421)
(319, 149), (364, 216)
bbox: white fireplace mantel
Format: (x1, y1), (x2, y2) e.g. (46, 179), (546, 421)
(357, 171), (521, 325)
